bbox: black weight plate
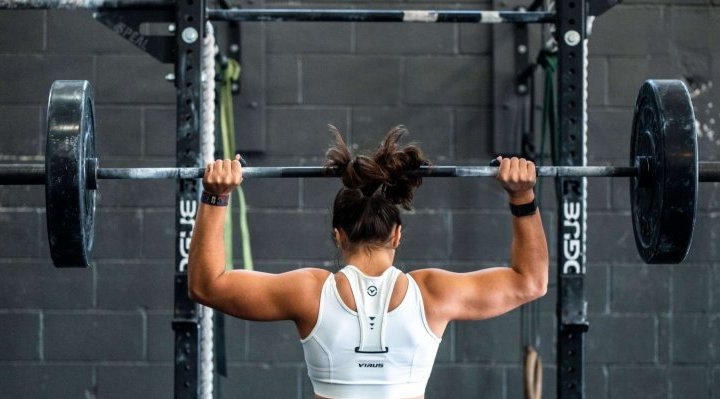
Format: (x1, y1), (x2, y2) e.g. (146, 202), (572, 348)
(46, 80), (96, 268)
(630, 80), (698, 264)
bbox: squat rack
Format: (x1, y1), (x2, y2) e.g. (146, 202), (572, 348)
(0, 0), (615, 398)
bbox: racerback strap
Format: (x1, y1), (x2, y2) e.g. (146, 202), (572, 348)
(340, 265), (401, 354)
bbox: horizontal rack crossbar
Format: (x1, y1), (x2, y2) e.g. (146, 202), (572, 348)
(206, 9), (556, 23)
(0, 2), (555, 24)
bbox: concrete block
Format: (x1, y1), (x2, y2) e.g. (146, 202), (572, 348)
(668, 8), (716, 52)
(587, 177), (611, 210)
(141, 210), (175, 260)
(674, 264), (709, 313)
(248, 320), (304, 361)
(266, 107), (348, 156)
(356, 23), (454, 54)
(96, 261), (174, 310)
(0, 365), (92, 398)
(302, 178), (343, 209)
(147, 311), (173, 361)
(587, 108), (633, 162)
(610, 264), (670, 313)
(267, 54), (300, 104)
(221, 364), (300, 398)
(713, 367), (720, 398)
(0, 312), (40, 360)
(302, 55), (402, 105)
(96, 365), (173, 399)
(672, 315), (718, 363)
(459, 23), (492, 54)
(712, 264), (720, 313)
(589, 6), (667, 56)
(607, 57), (679, 107)
(0, 11), (44, 53)
(94, 208), (143, 259)
(0, 211), (40, 257)
(587, 211), (641, 263)
(426, 365), (504, 398)
(450, 211), (512, 261)
(454, 108), (493, 160)
(404, 56), (492, 105)
(670, 366), (709, 398)
(586, 365), (608, 399)
(587, 56), (607, 106)
(0, 106), (42, 155)
(351, 107), (452, 158)
(97, 179), (175, 208)
(0, 55), (94, 104)
(412, 179), (507, 210)
(95, 106), (142, 156)
(456, 311), (520, 362)
(0, 186), (45, 208)
(685, 213), (720, 263)
(223, 314), (248, 362)
(395, 212), (450, 261)
(507, 364), (557, 399)
(95, 55), (174, 104)
(267, 22), (351, 53)
(44, 312), (144, 360)
(238, 210), (334, 260)
(0, 262), (92, 309)
(144, 106), (176, 156)
(586, 262), (609, 313)
(46, 10), (144, 55)
(242, 178), (301, 209)
(609, 366), (668, 399)
(587, 315), (656, 363)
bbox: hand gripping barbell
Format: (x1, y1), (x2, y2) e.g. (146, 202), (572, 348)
(0, 80), (717, 267)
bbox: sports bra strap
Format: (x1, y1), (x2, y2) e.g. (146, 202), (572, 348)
(339, 265), (401, 354)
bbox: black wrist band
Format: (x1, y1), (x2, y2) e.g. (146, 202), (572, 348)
(201, 191), (230, 206)
(509, 199), (537, 217)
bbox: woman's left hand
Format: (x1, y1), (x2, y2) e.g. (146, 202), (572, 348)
(203, 154), (243, 195)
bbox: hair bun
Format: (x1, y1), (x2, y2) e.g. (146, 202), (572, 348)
(324, 125), (429, 209)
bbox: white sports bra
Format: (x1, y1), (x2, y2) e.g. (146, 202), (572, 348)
(301, 265), (441, 399)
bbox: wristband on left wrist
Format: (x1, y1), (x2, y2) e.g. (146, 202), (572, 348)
(201, 191), (230, 206)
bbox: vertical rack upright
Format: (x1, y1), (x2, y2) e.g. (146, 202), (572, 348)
(555, 0), (589, 398)
(172, 0), (205, 398)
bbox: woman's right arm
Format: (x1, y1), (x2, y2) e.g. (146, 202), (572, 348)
(412, 157), (548, 323)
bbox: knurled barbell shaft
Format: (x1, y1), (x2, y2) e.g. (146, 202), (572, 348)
(3, 162), (720, 184)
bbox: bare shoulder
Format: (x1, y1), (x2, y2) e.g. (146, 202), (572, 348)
(284, 267), (332, 291)
(409, 268), (452, 288)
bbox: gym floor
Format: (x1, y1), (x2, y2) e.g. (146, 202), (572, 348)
(0, 1), (719, 398)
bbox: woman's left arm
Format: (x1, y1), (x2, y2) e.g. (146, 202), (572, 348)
(188, 157), (323, 321)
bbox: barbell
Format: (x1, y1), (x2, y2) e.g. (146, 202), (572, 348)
(0, 79), (715, 268)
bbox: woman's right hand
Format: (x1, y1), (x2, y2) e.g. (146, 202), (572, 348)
(203, 154), (243, 195)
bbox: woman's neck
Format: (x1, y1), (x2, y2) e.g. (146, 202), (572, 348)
(342, 247), (395, 276)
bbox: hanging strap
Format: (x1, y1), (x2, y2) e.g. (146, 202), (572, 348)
(340, 266), (401, 354)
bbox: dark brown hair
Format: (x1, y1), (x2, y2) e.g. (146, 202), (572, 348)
(325, 125), (430, 251)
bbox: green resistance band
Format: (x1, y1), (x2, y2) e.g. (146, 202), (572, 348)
(220, 58), (253, 271)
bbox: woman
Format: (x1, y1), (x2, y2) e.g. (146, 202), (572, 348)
(188, 127), (548, 399)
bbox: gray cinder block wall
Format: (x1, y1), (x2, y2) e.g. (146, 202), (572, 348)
(1, 1), (719, 398)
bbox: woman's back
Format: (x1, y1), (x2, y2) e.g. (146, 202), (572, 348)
(302, 266), (441, 399)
